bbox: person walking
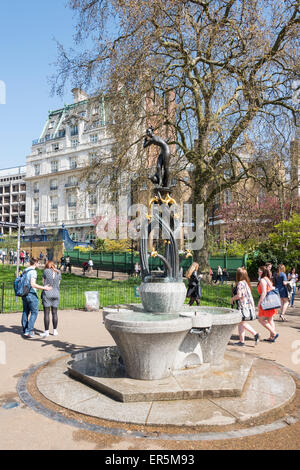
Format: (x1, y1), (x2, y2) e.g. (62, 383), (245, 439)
(274, 264), (289, 321)
(186, 262), (202, 306)
(214, 266), (223, 284)
(231, 267), (259, 346)
(65, 256), (71, 273)
(257, 266), (279, 342)
(88, 258), (94, 273)
(21, 258), (52, 338)
(40, 261), (61, 337)
(266, 262), (274, 283)
(288, 267), (298, 308)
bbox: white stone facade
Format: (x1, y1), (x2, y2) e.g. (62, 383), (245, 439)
(25, 89), (116, 242)
(0, 166), (26, 235)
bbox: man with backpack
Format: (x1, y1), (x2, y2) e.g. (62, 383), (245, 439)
(19, 258), (52, 338)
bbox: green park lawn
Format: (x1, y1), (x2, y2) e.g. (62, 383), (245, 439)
(0, 264), (259, 313)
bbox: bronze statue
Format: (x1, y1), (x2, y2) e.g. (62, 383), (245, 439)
(143, 126), (170, 188)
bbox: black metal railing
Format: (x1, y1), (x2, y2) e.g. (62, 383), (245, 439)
(0, 281), (239, 314)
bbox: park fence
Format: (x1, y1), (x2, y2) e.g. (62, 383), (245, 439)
(0, 281), (235, 314)
(64, 250), (247, 279)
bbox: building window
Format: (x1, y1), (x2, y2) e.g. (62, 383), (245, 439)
(224, 168), (233, 179)
(68, 211), (77, 220)
(224, 189), (232, 205)
(70, 232), (79, 241)
(89, 194), (97, 205)
(90, 134), (98, 144)
(68, 194), (77, 208)
(70, 125), (78, 136)
(50, 196), (58, 210)
(69, 157), (77, 170)
(71, 139), (79, 148)
(51, 161), (58, 173)
(52, 143), (60, 151)
(50, 211), (58, 222)
(48, 121), (55, 129)
(33, 199), (39, 211)
(89, 152), (98, 164)
(50, 179), (58, 190)
(34, 164), (40, 176)
(86, 231), (96, 241)
(33, 182), (39, 193)
(65, 176), (78, 188)
(34, 214), (39, 224)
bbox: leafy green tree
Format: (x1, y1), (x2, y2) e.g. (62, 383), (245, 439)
(53, 0), (300, 270)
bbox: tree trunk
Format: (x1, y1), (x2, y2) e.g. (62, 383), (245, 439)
(191, 169), (210, 272)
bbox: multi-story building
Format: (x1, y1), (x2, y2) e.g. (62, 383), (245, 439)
(0, 166), (26, 235)
(25, 88), (115, 242)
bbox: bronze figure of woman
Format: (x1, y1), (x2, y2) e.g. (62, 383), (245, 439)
(143, 126), (170, 188)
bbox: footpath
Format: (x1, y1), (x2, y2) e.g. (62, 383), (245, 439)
(0, 295), (299, 450)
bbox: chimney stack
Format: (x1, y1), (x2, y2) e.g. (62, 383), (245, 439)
(71, 88), (89, 103)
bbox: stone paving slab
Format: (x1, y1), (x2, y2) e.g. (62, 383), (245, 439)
(36, 353), (295, 427)
(146, 399), (236, 426)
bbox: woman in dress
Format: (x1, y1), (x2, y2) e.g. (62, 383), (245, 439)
(186, 262), (202, 306)
(231, 267), (259, 346)
(257, 266), (279, 341)
(40, 261), (61, 337)
(274, 264), (289, 321)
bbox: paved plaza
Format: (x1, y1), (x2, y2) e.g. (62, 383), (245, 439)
(0, 296), (300, 450)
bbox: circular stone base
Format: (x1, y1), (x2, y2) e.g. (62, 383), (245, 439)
(34, 350), (296, 427)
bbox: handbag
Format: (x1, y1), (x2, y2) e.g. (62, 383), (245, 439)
(238, 281), (256, 321)
(239, 302), (256, 321)
(261, 289), (281, 310)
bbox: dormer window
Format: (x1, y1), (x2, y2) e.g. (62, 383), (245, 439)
(70, 125), (78, 136)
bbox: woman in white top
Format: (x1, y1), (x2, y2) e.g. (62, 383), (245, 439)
(288, 267), (298, 307)
(231, 267), (259, 346)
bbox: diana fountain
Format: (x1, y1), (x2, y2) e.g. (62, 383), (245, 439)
(68, 127), (246, 396)
(26, 127), (297, 435)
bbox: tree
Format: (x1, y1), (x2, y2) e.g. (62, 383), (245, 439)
(53, 0), (300, 269)
(246, 212), (300, 277)
(217, 190), (300, 246)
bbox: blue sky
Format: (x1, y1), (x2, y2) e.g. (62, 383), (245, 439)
(0, 0), (82, 168)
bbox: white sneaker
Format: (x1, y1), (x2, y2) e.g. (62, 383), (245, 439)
(40, 331), (49, 337)
(53, 330), (58, 336)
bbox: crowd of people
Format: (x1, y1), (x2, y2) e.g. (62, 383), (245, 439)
(186, 262), (299, 346)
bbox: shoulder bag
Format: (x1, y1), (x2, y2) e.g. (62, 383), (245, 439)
(260, 279), (281, 310)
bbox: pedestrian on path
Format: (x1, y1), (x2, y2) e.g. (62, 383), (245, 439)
(231, 267), (259, 346)
(274, 264), (289, 321)
(186, 262), (202, 306)
(257, 266), (279, 342)
(40, 261), (61, 338)
(288, 267), (298, 308)
(88, 258), (94, 273)
(21, 258), (52, 338)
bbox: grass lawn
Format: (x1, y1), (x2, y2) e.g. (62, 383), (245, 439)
(0, 264), (259, 313)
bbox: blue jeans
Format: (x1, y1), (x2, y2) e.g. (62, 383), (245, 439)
(290, 286), (296, 306)
(21, 292), (39, 335)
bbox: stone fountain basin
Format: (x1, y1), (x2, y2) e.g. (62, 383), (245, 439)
(174, 306), (242, 369)
(105, 311), (192, 380)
